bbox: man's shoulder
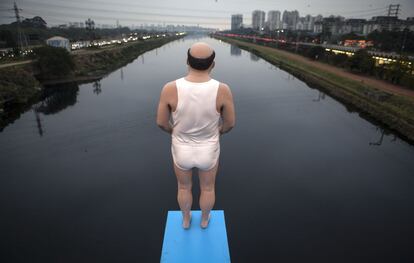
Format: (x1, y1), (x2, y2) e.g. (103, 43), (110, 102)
(218, 82), (231, 96)
(162, 80), (178, 92)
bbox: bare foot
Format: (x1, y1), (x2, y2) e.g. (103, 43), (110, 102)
(182, 212), (192, 229)
(200, 213), (211, 229)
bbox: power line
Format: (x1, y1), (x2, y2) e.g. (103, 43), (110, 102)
(20, 0), (394, 20)
(23, 0), (244, 15)
(21, 9), (228, 26)
(19, 1), (232, 21)
(331, 6), (388, 15)
(347, 10), (389, 19)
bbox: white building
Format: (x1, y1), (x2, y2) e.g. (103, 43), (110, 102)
(46, 36), (71, 52)
(252, 10), (266, 30)
(231, 14), (243, 31)
(267, 10), (281, 30)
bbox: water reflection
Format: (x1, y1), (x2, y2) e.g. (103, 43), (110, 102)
(93, 80), (102, 95)
(33, 109), (43, 137)
(369, 127), (397, 146)
(230, 45), (241, 56)
(35, 82), (79, 115)
(29, 82), (80, 137)
(250, 52), (260, 61)
(313, 91), (326, 102)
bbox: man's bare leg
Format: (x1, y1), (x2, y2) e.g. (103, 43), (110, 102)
(198, 162), (219, 228)
(173, 163), (193, 229)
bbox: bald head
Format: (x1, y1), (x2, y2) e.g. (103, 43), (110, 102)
(187, 42), (215, 71)
(189, 42), (214, 59)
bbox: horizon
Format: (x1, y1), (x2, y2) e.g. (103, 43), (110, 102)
(0, 0), (413, 30)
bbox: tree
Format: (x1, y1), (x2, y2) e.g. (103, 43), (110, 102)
(368, 29), (414, 53)
(331, 53), (348, 67)
(348, 49), (375, 74)
(385, 56), (412, 85)
(34, 46), (74, 79)
(0, 29), (17, 48)
(307, 46), (326, 60)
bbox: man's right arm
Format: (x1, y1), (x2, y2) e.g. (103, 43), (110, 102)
(218, 83), (235, 135)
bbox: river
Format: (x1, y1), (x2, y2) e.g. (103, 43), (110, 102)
(1, 35), (414, 262)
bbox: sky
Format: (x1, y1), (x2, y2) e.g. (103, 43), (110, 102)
(1, 0), (413, 30)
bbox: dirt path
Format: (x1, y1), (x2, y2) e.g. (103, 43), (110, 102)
(257, 44), (414, 98)
(0, 60), (32, 69)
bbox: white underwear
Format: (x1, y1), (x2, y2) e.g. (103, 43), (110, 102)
(171, 142), (220, 171)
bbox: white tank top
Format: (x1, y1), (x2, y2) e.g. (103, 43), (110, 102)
(171, 77), (221, 145)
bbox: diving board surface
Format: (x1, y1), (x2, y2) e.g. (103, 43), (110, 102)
(161, 210), (231, 262)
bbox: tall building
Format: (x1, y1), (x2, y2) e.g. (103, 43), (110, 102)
(252, 10), (266, 30)
(363, 16), (405, 35)
(296, 15), (316, 31)
(318, 16), (345, 36)
(231, 14), (243, 31)
(282, 10), (299, 30)
(267, 10), (281, 30)
(304, 15), (315, 31)
(342, 19), (366, 34)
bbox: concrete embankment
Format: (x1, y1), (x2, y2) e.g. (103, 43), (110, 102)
(214, 35), (414, 143)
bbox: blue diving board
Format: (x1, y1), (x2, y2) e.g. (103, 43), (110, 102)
(161, 210), (231, 262)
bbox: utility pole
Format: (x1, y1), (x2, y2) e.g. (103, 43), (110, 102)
(400, 26), (409, 55)
(116, 19), (120, 38)
(387, 4), (400, 17)
(13, 1), (28, 53)
(85, 18), (95, 42)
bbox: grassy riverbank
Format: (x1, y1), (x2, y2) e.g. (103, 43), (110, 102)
(0, 35), (182, 129)
(42, 36), (182, 84)
(214, 35), (414, 143)
(1, 36), (182, 103)
(0, 65), (41, 108)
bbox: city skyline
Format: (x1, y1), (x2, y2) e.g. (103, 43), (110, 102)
(0, 0), (413, 30)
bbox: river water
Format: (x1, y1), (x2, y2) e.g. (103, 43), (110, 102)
(1, 35), (414, 262)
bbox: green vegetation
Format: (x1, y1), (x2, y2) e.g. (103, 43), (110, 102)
(0, 35), (181, 116)
(0, 35), (181, 130)
(268, 38), (414, 90)
(214, 35), (414, 142)
(0, 65), (41, 106)
(306, 46), (326, 60)
(348, 50), (375, 74)
(73, 37), (178, 79)
(33, 46), (75, 80)
(368, 29), (414, 53)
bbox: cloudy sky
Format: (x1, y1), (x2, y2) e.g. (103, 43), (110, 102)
(1, 0), (413, 29)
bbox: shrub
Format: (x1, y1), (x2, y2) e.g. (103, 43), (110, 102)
(307, 46), (326, 60)
(401, 74), (414, 90)
(348, 49), (375, 74)
(331, 54), (349, 67)
(33, 46), (74, 79)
